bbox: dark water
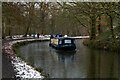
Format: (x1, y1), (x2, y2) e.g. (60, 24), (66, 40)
(18, 40), (119, 78)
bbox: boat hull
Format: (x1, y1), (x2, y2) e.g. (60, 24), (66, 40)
(49, 43), (76, 51)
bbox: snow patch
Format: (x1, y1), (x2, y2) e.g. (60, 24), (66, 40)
(3, 38), (50, 79)
(11, 56), (44, 78)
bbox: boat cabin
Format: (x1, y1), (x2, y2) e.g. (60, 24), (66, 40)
(49, 34), (76, 51)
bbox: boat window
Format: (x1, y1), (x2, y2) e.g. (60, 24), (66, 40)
(59, 40), (62, 44)
(64, 40), (71, 43)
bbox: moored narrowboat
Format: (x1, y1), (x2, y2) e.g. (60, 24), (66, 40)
(49, 34), (76, 51)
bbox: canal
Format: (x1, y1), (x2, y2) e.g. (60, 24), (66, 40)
(17, 39), (119, 78)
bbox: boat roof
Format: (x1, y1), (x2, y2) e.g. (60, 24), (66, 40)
(52, 37), (75, 40)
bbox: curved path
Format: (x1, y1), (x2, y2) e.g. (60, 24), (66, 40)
(2, 38), (49, 79)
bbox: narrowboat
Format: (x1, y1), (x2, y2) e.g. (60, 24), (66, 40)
(49, 34), (76, 51)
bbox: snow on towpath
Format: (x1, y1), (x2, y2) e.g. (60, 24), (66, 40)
(11, 56), (44, 78)
(2, 38), (49, 79)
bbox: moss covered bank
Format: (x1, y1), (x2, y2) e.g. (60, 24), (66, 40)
(83, 27), (120, 52)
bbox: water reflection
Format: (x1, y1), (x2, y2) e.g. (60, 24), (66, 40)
(56, 51), (76, 63)
(87, 49), (119, 78)
(18, 40), (119, 78)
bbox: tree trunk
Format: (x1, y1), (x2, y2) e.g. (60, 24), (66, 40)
(24, 16), (31, 36)
(8, 26), (11, 37)
(2, 20), (6, 39)
(24, 3), (34, 36)
(109, 15), (114, 38)
(40, 5), (46, 35)
(90, 16), (96, 40)
(25, 24), (30, 36)
(106, 13), (114, 39)
(97, 17), (101, 35)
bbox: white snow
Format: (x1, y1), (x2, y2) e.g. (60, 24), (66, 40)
(3, 37), (50, 79)
(10, 38), (51, 78)
(11, 56), (44, 78)
(35, 34), (38, 38)
(9, 38), (50, 78)
(64, 35), (68, 37)
(69, 36), (89, 39)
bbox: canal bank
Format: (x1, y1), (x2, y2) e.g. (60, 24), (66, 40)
(2, 38), (49, 79)
(83, 27), (120, 52)
(83, 39), (120, 52)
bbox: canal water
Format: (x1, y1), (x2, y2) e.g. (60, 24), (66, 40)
(18, 40), (119, 78)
